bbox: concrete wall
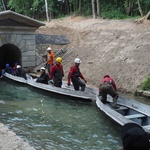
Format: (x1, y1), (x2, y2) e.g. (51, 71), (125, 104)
(0, 27), (36, 68)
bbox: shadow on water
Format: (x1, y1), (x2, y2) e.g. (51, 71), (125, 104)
(0, 79), (124, 150)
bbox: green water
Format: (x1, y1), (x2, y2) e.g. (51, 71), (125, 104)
(0, 80), (122, 150)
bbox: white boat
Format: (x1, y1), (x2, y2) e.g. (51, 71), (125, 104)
(4, 73), (97, 102)
(96, 95), (150, 134)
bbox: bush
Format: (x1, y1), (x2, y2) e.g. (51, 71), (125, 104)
(141, 76), (150, 91)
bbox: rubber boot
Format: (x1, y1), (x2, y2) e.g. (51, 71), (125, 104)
(112, 98), (119, 109)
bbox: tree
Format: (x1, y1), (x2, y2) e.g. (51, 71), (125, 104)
(45, 0), (50, 22)
(2, 0), (6, 10)
(79, 0), (81, 13)
(96, 0), (101, 17)
(137, 0), (143, 17)
(92, 0), (96, 18)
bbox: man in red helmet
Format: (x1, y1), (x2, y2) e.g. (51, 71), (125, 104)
(99, 75), (119, 108)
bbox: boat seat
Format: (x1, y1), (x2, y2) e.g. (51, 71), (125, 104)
(125, 113), (146, 119)
(142, 125), (150, 130)
(115, 106), (128, 111)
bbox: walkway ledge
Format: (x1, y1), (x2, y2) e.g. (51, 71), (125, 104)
(136, 90), (150, 98)
(0, 123), (35, 150)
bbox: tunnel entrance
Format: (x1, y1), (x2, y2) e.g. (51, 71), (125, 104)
(0, 44), (21, 69)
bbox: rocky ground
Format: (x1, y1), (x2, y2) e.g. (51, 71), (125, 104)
(0, 123), (35, 150)
(36, 16), (150, 93)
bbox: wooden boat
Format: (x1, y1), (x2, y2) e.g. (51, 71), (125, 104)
(96, 95), (150, 134)
(4, 73), (97, 102)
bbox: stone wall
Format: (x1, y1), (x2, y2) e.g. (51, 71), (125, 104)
(0, 27), (36, 68)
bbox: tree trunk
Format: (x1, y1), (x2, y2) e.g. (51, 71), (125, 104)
(137, 0), (143, 17)
(70, 1), (72, 14)
(2, 0), (6, 10)
(145, 11), (150, 20)
(92, 0), (96, 19)
(96, 0), (101, 17)
(45, 0), (50, 22)
(79, 0), (81, 13)
(134, 11), (150, 24)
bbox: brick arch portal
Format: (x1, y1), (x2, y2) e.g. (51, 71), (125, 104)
(0, 44), (21, 69)
(0, 10), (45, 70)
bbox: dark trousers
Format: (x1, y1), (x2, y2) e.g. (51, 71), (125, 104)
(71, 77), (86, 91)
(53, 78), (62, 88)
(99, 82), (118, 106)
(47, 64), (52, 75)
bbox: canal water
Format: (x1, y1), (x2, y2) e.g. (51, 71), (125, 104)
(0, 80), (149, 150)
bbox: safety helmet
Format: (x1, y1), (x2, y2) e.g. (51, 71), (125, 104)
(17, 65), (21, 69)
(74, 58), (81, 64)
(56, 57), (62, 63)
(5, 63), (9, 67)
(40, 67), (46, 71)
(47, 47), (51, 51)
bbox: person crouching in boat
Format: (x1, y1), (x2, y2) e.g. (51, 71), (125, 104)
(49, 57), (64, 87)
(68, 58), (87, 91)
(36, 67), (49, 84)
(16, 65), (27, 80)
(1, 63), (14, 78)
(99, 75), (119, 109)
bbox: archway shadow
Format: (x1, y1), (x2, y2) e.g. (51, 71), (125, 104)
(0, 44), (21, 69)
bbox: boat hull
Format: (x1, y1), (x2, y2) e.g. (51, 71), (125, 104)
(96, 95), (150, 134)
(4, 73), (96, 102)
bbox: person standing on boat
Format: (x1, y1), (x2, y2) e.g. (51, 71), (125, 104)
(50, 57), (64, 87)
(47, 47), (55, 75)
(68, 58), (87, 91)
(36, 67), (49, 84)
(99, 75), (119, 108)
(16, 65), (27, 80)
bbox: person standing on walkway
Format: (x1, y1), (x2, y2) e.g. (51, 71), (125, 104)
(99, 75), (119, 108)
(68, 58), (87, 91)
(50, 57), (64, 87)
(47, 47), (55, 75)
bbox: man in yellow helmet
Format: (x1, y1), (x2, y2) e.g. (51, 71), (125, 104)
(50, 57), (64, 87)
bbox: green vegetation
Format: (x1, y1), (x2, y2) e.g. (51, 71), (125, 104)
(141, 76), (150, 91)
(0, 0), (149, 20)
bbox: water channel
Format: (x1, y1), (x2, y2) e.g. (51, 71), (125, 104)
(0, 80), (149, 150)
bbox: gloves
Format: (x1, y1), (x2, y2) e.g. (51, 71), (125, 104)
(49, 80), (53, 84)
(84, 79), (87, 83)
(67, 82), (70, 86)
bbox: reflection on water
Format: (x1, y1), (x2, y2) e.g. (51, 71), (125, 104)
(0, 80), (123, 150)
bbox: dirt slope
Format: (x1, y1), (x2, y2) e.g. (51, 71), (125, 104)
(36, 16), (150, 93)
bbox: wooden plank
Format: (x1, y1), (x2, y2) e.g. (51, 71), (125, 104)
(125, 114), (145, 119)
